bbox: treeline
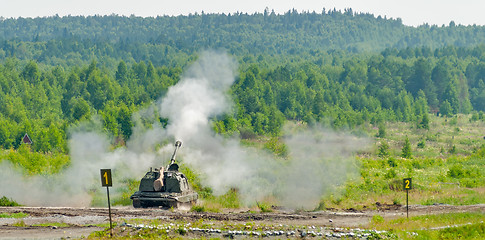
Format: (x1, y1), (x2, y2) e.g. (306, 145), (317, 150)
(1, 11), (485, 67)
(225, 44), (485, 135)
(1, 44), (485, 153)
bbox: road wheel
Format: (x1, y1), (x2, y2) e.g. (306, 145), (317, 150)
(132, 199), (141, 208)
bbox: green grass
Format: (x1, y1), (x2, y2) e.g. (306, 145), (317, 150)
(320, 151), (484, 210)
(370, 212), (485, 231)
(430, 222), (485, 240)
(369, 212), (485, 240)
(0, 212), (28, 218)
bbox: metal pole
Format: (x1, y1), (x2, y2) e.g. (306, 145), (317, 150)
(107, 186), (113, 237)
(406, 189), (409, 218)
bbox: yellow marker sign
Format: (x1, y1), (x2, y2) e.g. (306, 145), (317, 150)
(403, 178), (412, 190)
(100, 169), (112, 187)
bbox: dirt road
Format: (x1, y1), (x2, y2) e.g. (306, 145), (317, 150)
(0, 204), (483, 239)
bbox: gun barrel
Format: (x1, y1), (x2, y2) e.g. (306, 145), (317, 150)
(170, 140), (182, 164)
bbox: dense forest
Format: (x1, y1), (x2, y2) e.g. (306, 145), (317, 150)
(2, 9), (485, 66)
(1, 11), (485, 153)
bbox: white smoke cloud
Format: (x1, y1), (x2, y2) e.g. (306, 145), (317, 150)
(160, 51), (236, 141)
(278, 126), (367, 209)
(0, 50), (369, 209)
(0, 161), (92, 207)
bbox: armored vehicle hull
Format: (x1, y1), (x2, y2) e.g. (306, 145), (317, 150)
(131, 190), (198, 208)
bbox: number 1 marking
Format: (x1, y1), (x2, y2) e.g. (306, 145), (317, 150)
(104, 171), (109, 184)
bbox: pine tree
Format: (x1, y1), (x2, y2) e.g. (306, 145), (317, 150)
(378, 141), (390, 158)
(401, 136), (412, 158)
(440, 100), (453, 117)
(418, 112), (430, 130)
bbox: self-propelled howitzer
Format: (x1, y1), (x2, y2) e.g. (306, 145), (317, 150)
(130, 141), (198, 208)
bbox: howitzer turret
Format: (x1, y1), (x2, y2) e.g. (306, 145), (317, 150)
(130, 140), (198, 208)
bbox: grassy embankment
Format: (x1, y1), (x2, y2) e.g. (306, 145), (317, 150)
(321, 114), (485, 210)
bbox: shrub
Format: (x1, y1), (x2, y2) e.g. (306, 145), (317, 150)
(0, 196), (20, 206)
(459, 179), (481, 188)
(417, 139), (426, 148)
(387, 157), (397, 167)
(176, 227), (187, 235)
(412, 159), (424, 169)
(449, 145), (457, 154)
(257, 202), (273, 212)
(447, 164), (465, 178)
(384, 169), (397, 179)
(191, 205), (205, 212)
(263, 137), (288, 158)
(447, 164), (481, 179)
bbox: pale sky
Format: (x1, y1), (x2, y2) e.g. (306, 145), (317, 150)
(0, 0), (484, 27)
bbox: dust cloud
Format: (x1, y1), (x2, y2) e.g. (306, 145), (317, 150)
(0, 50), (369, 209)
(278, 126), (367, 209)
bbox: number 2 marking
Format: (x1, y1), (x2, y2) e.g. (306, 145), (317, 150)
(405, 180), (410, 189)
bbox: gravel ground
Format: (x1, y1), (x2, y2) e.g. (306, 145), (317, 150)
(0, 204), (483, 239)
